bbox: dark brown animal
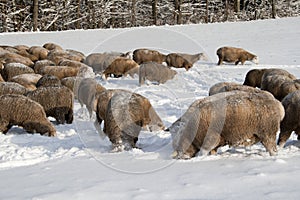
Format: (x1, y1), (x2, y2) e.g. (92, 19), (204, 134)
(102, 58), (139, 79)
(36, 74), (62, 87)
(43, 43), (63, 51)
(166, 53), (193, 71)
(133, 49), (166, 64)
(216, 46), (258, 65)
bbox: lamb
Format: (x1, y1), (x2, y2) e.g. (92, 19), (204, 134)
(95, 89), (165, 133)
(1, 62), (34, 81)
(0, 94), (56, 136)
(10, 73), (43, 91)
(278, 90), (300, 147)
(169, 90), (284, 159)
(36, 74), (62, 87)
(133, 48), (166, 64)
(38, 65), (79, 79)
(0, 82), (29, 95)
(103, 91), (163, 151)
(28, 46), (49, 60)
(84, 52), (123, 74)
(26, 86), (74, 124)
(176, 53), (208, 64)
(102, 57), (139, 79)
(77, 78), (106, 118)
(166, 53), (193, 71)
(216, 46), (259, 65)
(139, 62), (177, 85)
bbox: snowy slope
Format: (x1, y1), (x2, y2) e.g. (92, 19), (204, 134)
(0, 17), (300, 200)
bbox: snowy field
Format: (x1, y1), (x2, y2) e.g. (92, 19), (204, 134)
(1, 17), (300, 199)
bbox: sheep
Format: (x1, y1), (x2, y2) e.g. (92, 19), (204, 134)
(102, 57), (139, 79)
(38, 65), (79, 79)
(139, 62), (177, 85)
(278, 90), (300, 148)
(33, 59), (56, 73)
(133, 48), (166, 64)
(176, 53), (208, 64)
(166, 53), (193, 71)
(61, 77), (83, 97)
(28, 46), (49, 60)
(26, 86), (74, 124)
(103, 91), (161, 151)
(13, 45), (29, 52)
(77, 78), (106, 118)
(0, 52), (34, 67)
(209, 82), (241, 96)
(95, 89), (165, 135)
(83, 52), (122, 74)
(36, 74), (62, 87)
(243, 68), (296, 88)
(59, 59), (89, 69)
(10, 73), (43, 91)
(65, 49), (86, 62)
(47, 49), (83, 65)
(0, 82), (29, 95)
(1, 62), (34, 81)
(43, 43), (63, 51)
(169, 90), (284, 159)
(216, 46), (259, 65)
(0, 94), (56, 136)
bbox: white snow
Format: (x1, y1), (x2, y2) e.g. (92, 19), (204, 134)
(0, 17), (300, 199)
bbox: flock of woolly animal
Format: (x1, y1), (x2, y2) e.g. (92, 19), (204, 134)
(0, 43), (299, 159)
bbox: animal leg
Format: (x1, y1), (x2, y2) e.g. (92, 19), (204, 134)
(217, 59), (223, 65)
(235, 60), (240, 65)
(278, 130), (293, 148)
(0, 120), (9, 134)
(66, 109), (73, 124)
(199, 130), (221, 156)
(261, 136), (277, 156)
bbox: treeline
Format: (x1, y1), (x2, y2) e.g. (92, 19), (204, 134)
(0, 0), (299, 32)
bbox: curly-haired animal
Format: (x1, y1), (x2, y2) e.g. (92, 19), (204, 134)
(102, 57), (139, 79)
(95, 89), (165, 134)
(47, 49), (83, 65)
(0, 94), (56, 136)
(169, 90), (284, 159)
(36, 74), (61, 87)
(43, 43), (63, 51)
(10, 73), (42, 90)
(139, 62), (177, 85)
(278, 90), (300, 148)
(104, 91), (156, 151)
(1, 62), (34, 81)
(0, 52), (34, 67)
(133, 48), (166, 65)
(166, 53), (193, 71)
(26, 86), (74, 124)
(0, 82), (29, 95)
(38, 65), (79, 80)
(28, 46), (49, 60)
(77, 78), (106, 118)
(216, 46), (259, 65)
(65, 49), (86, 62)
(33, 59), (56, 73)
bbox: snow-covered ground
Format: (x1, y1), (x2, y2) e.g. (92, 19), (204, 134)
(0, 17), (300, 199)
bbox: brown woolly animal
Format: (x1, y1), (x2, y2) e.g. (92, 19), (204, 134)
(65, 49), (86, 62)
(0, 82), (29, 95)
(139, 62), (177, 85)
(47, 49), (83, 64)
(278, 90), (300, 147)
(10, 73), (42, 91)
(84, 52), (128, 74)
(170, 90), (284, 159)
(216, 46), (259, 65)
(61, 77), (83, 97)
(36, 74), (62, 87)
(38, 65), (79, 79)
(243, 68), (296, 88)
(43, 43), (63, 51)
(104, 91), (153, 151)
(26, 86), (74, 124)
(95, 89), (165, 137)
(28, 46), (49, 60)
(0, 94), (56, 136)
(133, 49), (166, 64)
(1, 62), (34, 81)
(177, 53), (208, 64)
(102, 57), (139, 79)
(59, 59), (89, 69)
(13, 45), (30, 52)
(209, 82), (241, 96)
(166, 53), (193, 71)
(77, 78), (106, 118)
(33, 59), (56, 73)
(0, 52), (34, 67)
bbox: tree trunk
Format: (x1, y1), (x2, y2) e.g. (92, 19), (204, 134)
(235, 0), (240, 12)
(225, 0), (229, 21)
(271, 0), (277, 18)
(206, 0), (209, 23)
(76, 0), (81, 29)
(175, 0), (182, 24)
(152, 0), (157, 25)
(2, 0), (8, 32)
